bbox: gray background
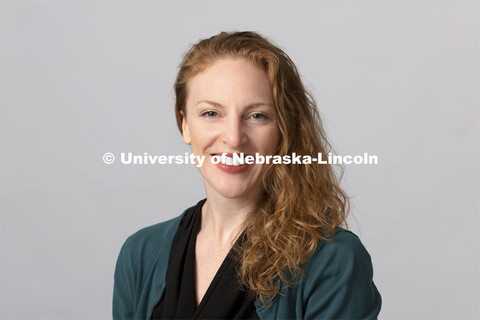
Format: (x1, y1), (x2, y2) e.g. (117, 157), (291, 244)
(1, 0), (479, 319)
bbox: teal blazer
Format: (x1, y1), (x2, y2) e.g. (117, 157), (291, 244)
(113, 207), (382, 319)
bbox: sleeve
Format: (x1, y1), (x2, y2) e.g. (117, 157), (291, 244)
(113, 235), (137, 320)
(303, 231), (382, 320)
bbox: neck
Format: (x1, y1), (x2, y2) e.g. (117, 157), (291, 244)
(200, 186), (261, 247)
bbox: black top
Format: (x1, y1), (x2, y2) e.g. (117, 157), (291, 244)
(152, 199), (259, 320)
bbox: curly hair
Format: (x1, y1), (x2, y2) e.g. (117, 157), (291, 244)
(173, 31), (349, 305)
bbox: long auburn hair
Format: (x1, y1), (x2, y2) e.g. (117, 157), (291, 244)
(174, 31), (349, 305)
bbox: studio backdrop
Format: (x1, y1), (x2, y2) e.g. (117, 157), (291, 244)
(1, 1), (479, 319)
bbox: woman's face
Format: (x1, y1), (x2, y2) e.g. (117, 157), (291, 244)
(182, 57), (280, 200)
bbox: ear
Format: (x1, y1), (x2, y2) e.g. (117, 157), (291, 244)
(181, 111), (191, 145)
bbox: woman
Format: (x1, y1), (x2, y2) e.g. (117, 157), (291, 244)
(113, 31), (382, 319)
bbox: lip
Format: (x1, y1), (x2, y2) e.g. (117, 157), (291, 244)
(210, 152), (252, 157)
(209, 153), (252, 174)
(214, 161), (251, 174)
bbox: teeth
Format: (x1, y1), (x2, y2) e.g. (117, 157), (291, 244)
(223, 156), (245, 166)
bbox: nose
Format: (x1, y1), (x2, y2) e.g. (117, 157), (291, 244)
(222, 116), (247, 149)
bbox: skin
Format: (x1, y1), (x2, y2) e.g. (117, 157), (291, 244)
(181, 57), (280, 305)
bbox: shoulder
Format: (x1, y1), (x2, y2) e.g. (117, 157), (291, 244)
(300, 226), (377, 295)
(306, 227), (373, 270)
(125, 213), (185, 246)
(299, 227), (382, 318)
(113, 206), (195, 319)
(116, 206), (192, 263)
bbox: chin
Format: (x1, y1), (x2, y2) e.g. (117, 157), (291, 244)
(205, 179), (255, 200)
(216, 187), (251, 199)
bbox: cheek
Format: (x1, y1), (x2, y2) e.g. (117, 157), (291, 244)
(260, 127), (280, 152)
(189, 124), (217, 148)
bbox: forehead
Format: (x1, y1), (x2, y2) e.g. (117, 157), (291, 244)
(186, 57), (273, 106)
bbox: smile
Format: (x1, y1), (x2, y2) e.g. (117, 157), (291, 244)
(210, 153), (250, 166)
(223, 156), (245, 166)
(210, 153), (252, 173)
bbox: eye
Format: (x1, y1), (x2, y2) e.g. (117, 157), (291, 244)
(201, 111), (218, 118)
(251, 113), (269, 121)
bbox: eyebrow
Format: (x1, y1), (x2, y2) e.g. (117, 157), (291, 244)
(196, 100), (274, 110)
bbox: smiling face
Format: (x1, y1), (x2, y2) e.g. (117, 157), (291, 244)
(181, 57), (280, 200)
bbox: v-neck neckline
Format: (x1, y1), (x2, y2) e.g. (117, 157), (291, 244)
(151, 198), (259, 320)
(191, 200), (245, 315)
